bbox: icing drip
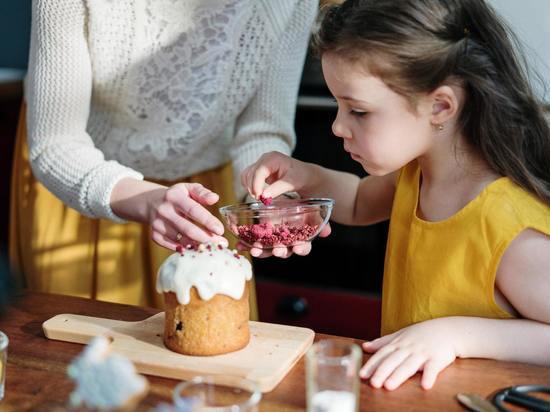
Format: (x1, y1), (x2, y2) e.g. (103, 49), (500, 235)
(156, 243), (252, 304)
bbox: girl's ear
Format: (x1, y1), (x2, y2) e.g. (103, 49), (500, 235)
(429, 85), (461, 125)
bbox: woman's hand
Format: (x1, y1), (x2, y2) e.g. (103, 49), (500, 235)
(148, 182), (228, 250)
(240, 152), (330, 258)
(360, 318), (459, 390)
(111, 178), (228, 251)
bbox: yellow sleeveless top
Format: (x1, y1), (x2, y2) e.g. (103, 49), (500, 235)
(381, 160), (550, 335)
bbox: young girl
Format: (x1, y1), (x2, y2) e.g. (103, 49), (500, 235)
(241, 0), (550, 390)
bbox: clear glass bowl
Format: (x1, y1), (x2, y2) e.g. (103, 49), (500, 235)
(219, 198), (334, 249)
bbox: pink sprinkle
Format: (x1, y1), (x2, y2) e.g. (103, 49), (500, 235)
(217, 244), (223, 250)
(259, 195), (273, 206)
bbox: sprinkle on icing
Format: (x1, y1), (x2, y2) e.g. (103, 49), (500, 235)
(67, 336), (148, 410)
(156, 242), (252, 304)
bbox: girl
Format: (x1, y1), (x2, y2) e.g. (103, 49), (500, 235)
(11, 0), (318, 314)
(241, 0), (550, 389)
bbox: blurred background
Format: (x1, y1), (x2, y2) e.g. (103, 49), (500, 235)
(0, 0), (548, 339)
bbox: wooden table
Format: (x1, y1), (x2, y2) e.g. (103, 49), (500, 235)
(0, 291), (549, 411)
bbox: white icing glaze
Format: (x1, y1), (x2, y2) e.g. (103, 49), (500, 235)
(156, 243), (252, 304)
(67, 336), (148, 410)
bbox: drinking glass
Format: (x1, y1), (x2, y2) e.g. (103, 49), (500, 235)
(0, 331), (8, 400)
(173, 376), (261, 411)
(306, 339), (362, 412)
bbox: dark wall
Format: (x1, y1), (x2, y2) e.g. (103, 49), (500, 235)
(0, 1), (32, 69)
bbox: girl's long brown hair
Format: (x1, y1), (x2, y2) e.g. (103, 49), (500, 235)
(313, 0), (550, 204)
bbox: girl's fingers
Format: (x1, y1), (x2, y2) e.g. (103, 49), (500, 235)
(251, 163), (274, 198)
(420, 359), (446, 390)
(272, 246), (293, 259)
(360, 344), (397, 380)
(241, 165), (253, 191)
(384, 354), (426, 391)
(261, 179), (296, 200)
(319, 223), (332, 238)
(292, 243), (312, 256)
(363, 333), (396, 353)
(368, 350), (411, 389)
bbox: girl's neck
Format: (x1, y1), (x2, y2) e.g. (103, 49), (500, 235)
(415, 130), (501, 221)
(418, 130), (498, 188)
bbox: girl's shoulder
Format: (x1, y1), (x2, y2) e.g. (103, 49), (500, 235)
(483, 177), (550, 235)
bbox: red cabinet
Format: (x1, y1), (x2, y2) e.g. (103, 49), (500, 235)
(256, 279), (381, 341)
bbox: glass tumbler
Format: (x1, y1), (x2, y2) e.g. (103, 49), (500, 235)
(306, 339), (362, 412)
(173, 376), (261, 412)
(0, 331), (8, 400)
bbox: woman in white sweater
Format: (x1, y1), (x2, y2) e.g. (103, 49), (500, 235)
(10, 0), (318, 313)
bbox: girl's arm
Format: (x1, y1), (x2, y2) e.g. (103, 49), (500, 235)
(360, 228), (550, 390)
(458, 228), (550, 363)
(244, 152), (398, 226)
(303, 164), (398, 226)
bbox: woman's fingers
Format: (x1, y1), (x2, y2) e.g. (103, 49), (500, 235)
(166, 188), (225, 236)
(186, 183), (219, 206)
(151, 230), (181, 251)
(158, 205), (227, 245)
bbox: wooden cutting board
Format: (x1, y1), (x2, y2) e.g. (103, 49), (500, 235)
(43, 313), (314, 392)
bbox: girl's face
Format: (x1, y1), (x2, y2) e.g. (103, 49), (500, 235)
(322, 53), (435, 176)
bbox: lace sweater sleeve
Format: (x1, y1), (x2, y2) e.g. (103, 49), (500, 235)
(230, 0), (318, 201)
(26, 0), (143, 223)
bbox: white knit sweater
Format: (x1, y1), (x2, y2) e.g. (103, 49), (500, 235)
(26, 0), (317, 222)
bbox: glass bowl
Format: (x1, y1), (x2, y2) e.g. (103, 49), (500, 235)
(219, 198), (334, 249)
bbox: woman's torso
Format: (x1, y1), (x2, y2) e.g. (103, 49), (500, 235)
(80, 0), (294, 179)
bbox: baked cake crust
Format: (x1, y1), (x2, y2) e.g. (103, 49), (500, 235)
(163, 283), (250, 356)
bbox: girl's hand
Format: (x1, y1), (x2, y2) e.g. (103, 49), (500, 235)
(360, 318), (459, 390)
(240, 152), (330, 258)
(241, 151), (309, 200)
(148, 182), (228, 250)
(236, 223), (332, 258)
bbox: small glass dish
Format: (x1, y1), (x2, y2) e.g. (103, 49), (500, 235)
(219, 197), (334, 249)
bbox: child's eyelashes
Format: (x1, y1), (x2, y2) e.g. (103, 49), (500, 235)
(350, 109), (368, 117)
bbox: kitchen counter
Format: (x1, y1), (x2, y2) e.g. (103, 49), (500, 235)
(1, 291), (548, 411)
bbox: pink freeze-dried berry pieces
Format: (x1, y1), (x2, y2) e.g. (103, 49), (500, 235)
(176, 245), (184, 255)
(237, 222), (319, 247)
(259, 195), (273, 206)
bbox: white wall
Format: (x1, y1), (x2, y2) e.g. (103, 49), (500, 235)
(488, 0), (550, 103)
